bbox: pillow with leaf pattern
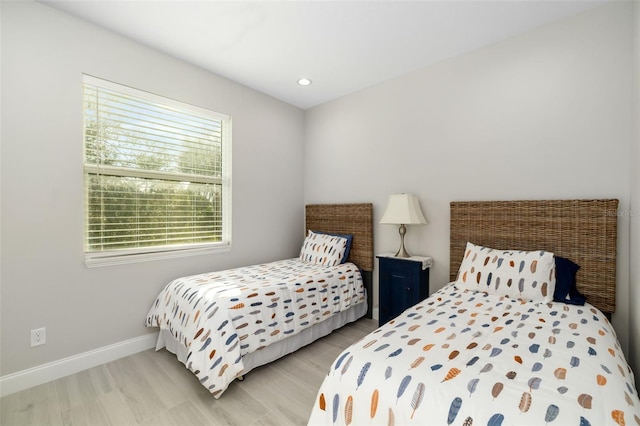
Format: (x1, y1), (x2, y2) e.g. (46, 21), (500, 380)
(299, 230), (348, 267)
(455, 242), (556, 303)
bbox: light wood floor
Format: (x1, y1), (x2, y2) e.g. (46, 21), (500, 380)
(1, 318), (378, 426)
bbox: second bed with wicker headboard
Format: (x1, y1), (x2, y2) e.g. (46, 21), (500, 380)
(308, 198), (639, 426)
(145, 203), (374, 398)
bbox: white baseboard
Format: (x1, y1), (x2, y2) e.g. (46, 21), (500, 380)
(372, 306), (379, 321)
(0, 332), (158, 397)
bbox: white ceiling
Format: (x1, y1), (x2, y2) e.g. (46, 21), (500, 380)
(40, 0), (606, 110)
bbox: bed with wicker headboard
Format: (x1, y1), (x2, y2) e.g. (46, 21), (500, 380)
(145, 202), (373, 398)
(309, 198), (640, 426)
(449, 199), (619, 315)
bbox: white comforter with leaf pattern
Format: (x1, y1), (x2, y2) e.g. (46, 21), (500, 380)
(308, 283), (640, 425)
(145, 259), (365, 398)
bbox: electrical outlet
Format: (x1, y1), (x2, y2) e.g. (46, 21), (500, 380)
(30, 327), (46, 347)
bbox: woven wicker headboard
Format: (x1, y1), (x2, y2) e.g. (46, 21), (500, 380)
(305, 203), (374, 272)
(449, 199), (619, 315)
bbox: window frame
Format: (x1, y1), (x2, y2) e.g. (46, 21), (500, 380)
(82, 75), (232, 268)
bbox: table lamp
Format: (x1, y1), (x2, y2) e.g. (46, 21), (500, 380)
(379, 193), (427, 258)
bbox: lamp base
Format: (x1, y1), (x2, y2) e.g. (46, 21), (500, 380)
(393, 224), (411, 258)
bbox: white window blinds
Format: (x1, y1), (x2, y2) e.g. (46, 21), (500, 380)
(83, 75), (231, 265)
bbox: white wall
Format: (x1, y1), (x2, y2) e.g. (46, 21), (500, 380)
(305, 2), (635, 361)
(0, 2), (304, 377)
(629, 0), (640, 386)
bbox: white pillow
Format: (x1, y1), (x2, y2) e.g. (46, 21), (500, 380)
(456, 242), (556, 303)
(299, 230), (348, 267)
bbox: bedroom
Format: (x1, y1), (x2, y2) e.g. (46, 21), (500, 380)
(1, 0), (639, 424)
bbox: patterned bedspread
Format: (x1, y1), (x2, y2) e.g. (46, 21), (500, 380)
(145, 258), (365, 398)
(308, 283), (640, 425)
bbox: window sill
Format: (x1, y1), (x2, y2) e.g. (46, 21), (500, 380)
(84, 244), (231, 268)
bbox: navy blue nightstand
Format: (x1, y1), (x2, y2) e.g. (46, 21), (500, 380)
(377, 254), (432, 326)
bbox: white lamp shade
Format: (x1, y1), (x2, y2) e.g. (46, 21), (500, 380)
(379, 193), (427, 225)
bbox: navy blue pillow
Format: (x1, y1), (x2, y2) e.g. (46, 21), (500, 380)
(553, 256), (585, 305)
(312, 231), (353, 264)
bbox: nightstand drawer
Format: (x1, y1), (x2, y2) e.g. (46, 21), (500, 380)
(377, 255), (430, 326)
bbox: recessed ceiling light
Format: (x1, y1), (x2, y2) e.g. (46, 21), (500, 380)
(297, 78), (312, 86)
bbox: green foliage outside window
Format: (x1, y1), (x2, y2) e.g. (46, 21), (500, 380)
(83, 76), (228, 254)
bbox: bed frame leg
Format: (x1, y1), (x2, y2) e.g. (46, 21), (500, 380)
(237, 375), (244, 381)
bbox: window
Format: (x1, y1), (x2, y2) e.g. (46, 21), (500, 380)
(83, 75), (231, 267)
